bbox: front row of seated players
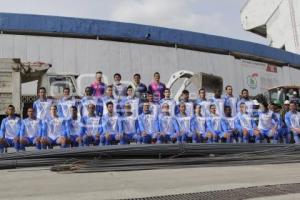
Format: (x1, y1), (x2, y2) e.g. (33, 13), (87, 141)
(1, 100), (300, 152)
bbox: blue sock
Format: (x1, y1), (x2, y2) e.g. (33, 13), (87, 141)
(19, 144), (25, 151)
(207, 137), (213, 144)
(14, 142), (20, 152)
(243, 136), (248, 143)
(294, 134), (299, 144)
(36, 143), (41, 150)
(255, 136), (261, 143)
(0, 144), (4, 153)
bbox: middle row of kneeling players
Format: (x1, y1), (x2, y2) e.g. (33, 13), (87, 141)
(19, 99), (282, 150)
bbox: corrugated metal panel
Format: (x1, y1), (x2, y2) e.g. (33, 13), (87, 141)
(0, 12), (300, 67)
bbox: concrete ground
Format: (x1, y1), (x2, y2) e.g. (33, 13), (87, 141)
(0, 163), (300, 200)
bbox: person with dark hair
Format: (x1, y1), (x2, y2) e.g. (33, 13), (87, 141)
(102, 85), (118, 116)
(195, 88), (210, 117)
(113, 73), (127, 98)
(90, 71), (106, 97)
(33, 87), (54, 119)
(148, 72), (166, 103)
(285, 101), (300, 144)
(65, 106), (84, 147)
(0, 105), (21, 153)
(237, 89), (254, 115)
(210, 89), (225, 117)
(19, 107), (43, 150)
(57, 87), (79, 119)
(146, 91), (160, 118)
(177, 90), (194, 117)
(235, 102), (258, 143)
(270, 102), (287, 143)
(221, 106), (237, 143)
(223, 85), (238, 117)
(138, 102), (159, 144)
(256, 102), (278, 143)
(157, 103), (179, 144)
(79, 86), (102, 117)
(175, 103), (195, 143)
(118, 103), (139, 145)
(159, 88), (176, 116)
(81, 103), (102, 146)
(41, 105), (69, 149)
(205, 104), (222, 143)
(119, 86), (140, 117)
(100, 101), (120, 145)
(191, 104), (206, 143)
(130, 73), (147, 101)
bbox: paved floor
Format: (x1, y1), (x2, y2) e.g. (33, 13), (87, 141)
(0, 163), (300, 200)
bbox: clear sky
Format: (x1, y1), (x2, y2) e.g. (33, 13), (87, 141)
(0, 0), (267, 44)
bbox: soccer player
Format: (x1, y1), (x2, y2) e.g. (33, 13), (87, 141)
(81, 103), (102, 146)
(148, 72), (166, 103)
(285, 101), (300, 144)
(80, 86), (102, 117)
(113, 73), (127, 98)
(65, 106), (84, 147)
(118, 103), (139, 145)
(236, 102), (259, 143)
(57, 87), (79, 119)
(100, 101), (120, 145)
(206, 104), (222, 143)
(19, 107), (43, 150)
(237, 89), (254, 115)
(256, 102), (278, 143)
(223, 85), (238, 117)
(157, 103), (179, 144)
(120, 86), (140, 117)
(90, 71), (106, 97)
(221, 106), (237, 143)
(130, 73), (148, 102)
(210, 89), (225, 117)
(41, 105), (68, 149)
(191, 104), (206, 143)
(177, 90), (194, 116)
(0, 105), (21, 153)
(195, 88), (211, 117)
(159, 88), (176, 116)
(145, 92), (160, 118)
(101, 85), (118, 116)
(33, 87), (54, 120)
(175, 103), (194, 143)
(270, 102), (287, 143)
(138, 102), (159, 144)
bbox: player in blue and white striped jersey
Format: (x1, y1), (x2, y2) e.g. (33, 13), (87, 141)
(41, 105), (68, 149)
(65, 106), (84, 147)
(118, 103), (139, 144)
(236, 102), (259, 143)
(19, 107), (43, 150)
(138, 101), (159, 144)
(80, 87), (103, 117)
(33, 87), (54, 120)
(100, 101), (120, 145)
(257, 102), (278, 143)
(81, 103), (102, 146)
(191, 104), (206, 143)
(57, 87), (80, 119)
(157, 103), (179, 144)
(159, 88), (176, 116)
(195, 88), (211, 117)
(175, 103), (194, 143)
(0, 105), (21, 153)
